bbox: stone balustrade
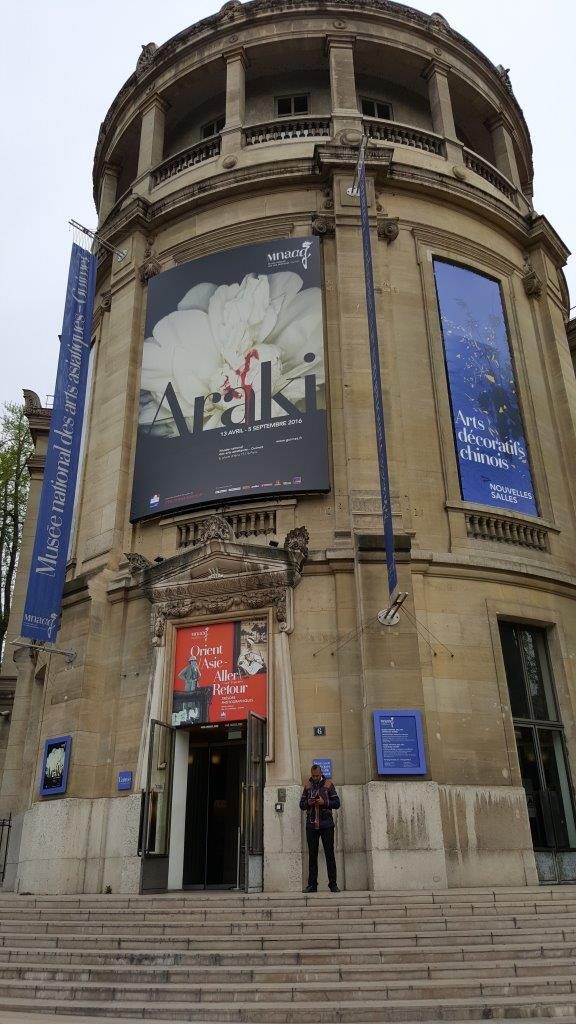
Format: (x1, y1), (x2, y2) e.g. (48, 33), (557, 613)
(244, 117), (331, 145)
(151, 136), (221, 186)
(463, 148), (516, 199)
(178, 509), (277, 548)
(465, 511), (549, 551)
(362, 118), (445, 156)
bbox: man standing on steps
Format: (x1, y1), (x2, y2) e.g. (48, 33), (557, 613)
(300, 764), (341, 892)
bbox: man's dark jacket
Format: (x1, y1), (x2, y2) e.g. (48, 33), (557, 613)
(300, 775), (340, 829)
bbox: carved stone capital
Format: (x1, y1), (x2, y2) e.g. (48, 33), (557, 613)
(139, 238), (161, 284)
(125, 552), (153, 575)
(522, 256), (542, 298)
(312, 215), (335, 237)
(377, 217), (400, 244)
(284, 526), (309, 564)
(100, 289), (112, 312)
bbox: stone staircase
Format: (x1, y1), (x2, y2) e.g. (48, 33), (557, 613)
(0, 888), (575, 1022)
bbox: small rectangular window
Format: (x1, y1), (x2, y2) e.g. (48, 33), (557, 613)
(276, 95), (309, 117)
(361, 97), (392, 120)
(201, 116), (225, 140)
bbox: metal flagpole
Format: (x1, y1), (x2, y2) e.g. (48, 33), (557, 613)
(347, 139), (408, 626)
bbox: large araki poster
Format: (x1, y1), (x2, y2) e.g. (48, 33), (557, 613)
(434, 259), (537, 516)
(131, 238), (329, 521)
(172, 619), (268, 726)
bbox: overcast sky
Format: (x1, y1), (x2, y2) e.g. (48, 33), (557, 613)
(1, 0), (574, 410)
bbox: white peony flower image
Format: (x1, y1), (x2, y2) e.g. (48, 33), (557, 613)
(140, 270), (325, 435)
(45, 745), (65, 780)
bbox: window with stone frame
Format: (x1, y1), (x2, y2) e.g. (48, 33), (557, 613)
(275, 94), (309, 117)
(360, 97), (393, 120)
(202, 115), (225, 139)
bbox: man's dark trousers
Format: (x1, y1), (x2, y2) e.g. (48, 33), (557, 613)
(306, 827), (337, 887)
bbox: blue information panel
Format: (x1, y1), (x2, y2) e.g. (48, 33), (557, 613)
(117, 771), (133, 792)
(313, 758), (333, 779)
(373, 710), (427, 776)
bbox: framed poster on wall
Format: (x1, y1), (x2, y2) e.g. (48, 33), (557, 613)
(39, 735), (72, 797)
(172, 618), (268, 726)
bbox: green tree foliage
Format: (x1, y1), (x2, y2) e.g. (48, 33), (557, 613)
(0, 403), (33, 661)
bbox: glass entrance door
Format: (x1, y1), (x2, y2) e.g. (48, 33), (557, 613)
(500, 623), (576, 883)
(139, 719), (175, 893)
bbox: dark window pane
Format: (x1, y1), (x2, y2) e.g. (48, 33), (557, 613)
(538, 729), (576, 848)
(361, 98), (375, 117)
(293, 95), (308, 114)
(277, 97), (292, 116)
(515, 726), (554, 848)
(520, 629), (557, 721)
(499, 622), (530, 718)
(376, 102), (391, 120)
(215, 116), (225, 133)
(202, 122), (214, 139)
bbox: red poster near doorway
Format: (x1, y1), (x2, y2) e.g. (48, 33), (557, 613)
(172, 618), (267, 726)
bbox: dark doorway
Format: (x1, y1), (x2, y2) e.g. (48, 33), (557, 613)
(184, 727), (246, 888)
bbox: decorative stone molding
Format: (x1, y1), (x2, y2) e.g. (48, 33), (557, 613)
(100, 290), (112, 312)
(495, 65), (514, 95)
(377, 217), (399, 244)
(195, 515), (236, 544)
(130, 522), (310, 645)
(139, 238), (161, 283)
(125, 552), (153, 574)
(521, 256), (543, 298)
(136, 42), (157, 76)
(23, 390), (44, 414)
(284, 527), (309, 564)
(312, 215), (335, 237)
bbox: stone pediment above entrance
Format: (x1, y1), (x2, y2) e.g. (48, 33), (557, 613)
(125, 516), (309, 645)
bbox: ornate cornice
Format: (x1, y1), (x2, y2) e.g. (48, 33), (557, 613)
(93, 0), (532, 198)
(128, 516), (310, 645)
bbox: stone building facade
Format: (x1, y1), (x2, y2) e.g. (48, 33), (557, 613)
(1, 0), (576, 894)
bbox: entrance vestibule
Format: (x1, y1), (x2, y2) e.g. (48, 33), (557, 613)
(140, 715), (265, 893)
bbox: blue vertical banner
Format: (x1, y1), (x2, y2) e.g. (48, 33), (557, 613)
(358, 161), (398, 598)
(433, 259), (537, 516)
(21, 243), (96, 643)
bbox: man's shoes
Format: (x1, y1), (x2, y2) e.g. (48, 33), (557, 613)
(329, 883), (340, 893)
(304, 885), (317, 893)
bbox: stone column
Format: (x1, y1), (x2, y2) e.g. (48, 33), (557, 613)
(221, 48), (248, 155)
(97, 163), (119, 227)
(486, 111), (521, 188)
(423, 59), (462, 163)
(326, 35), (363, 139)
(136, 94), (167, 179)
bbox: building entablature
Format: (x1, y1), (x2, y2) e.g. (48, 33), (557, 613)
(93, 1), (534, 228)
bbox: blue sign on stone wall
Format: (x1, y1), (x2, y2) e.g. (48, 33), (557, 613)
(433, 259), (537, 516)
(313, 758), (333, 779)
(373, 710), (427, 776)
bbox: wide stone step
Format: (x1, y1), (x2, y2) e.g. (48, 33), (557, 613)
(1, 974), (575, 1003)
(2, 993), (576, 1022)
(6, 900), (576, 922)
(1, 926), (574, 951)
(1, 955), (576, 986)
(0, 939), (574, 967)
(3, 914), (576, 936)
